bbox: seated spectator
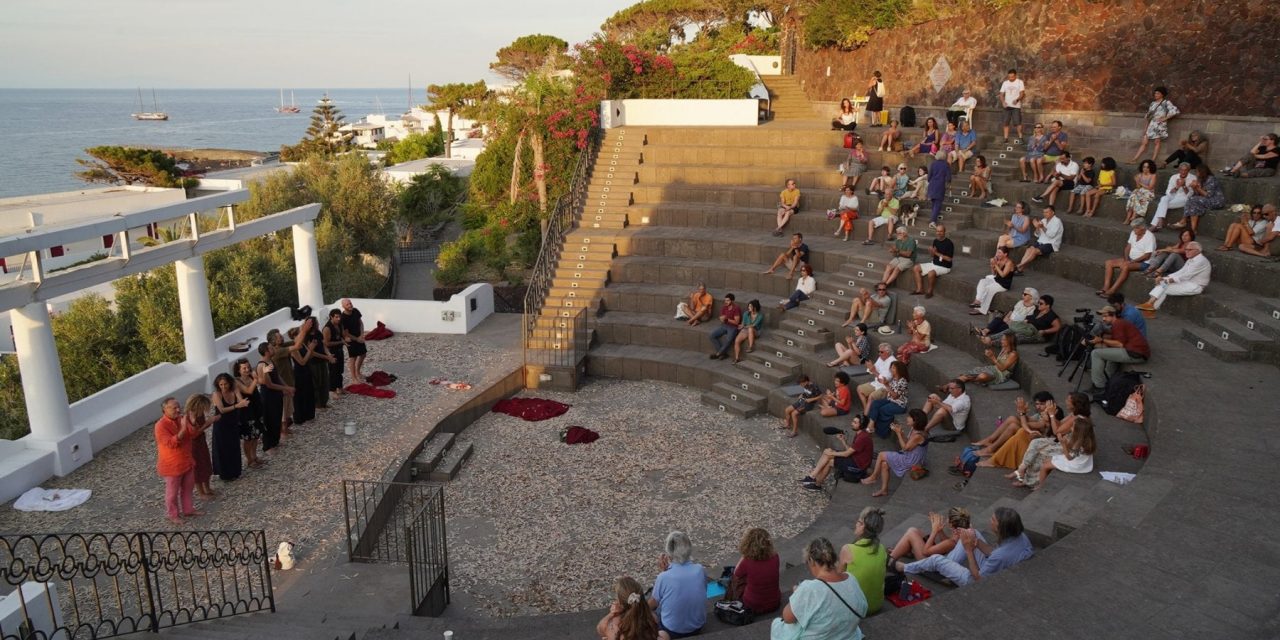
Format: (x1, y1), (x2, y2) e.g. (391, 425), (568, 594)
(1217, 204), (1276, 256)
(867, 362), (911, 439)
(838, 507), (888, 614)
(895, 305), (932, 364)
(861, 407), (927, 496)
(1123, 159), (1160, 226)
(732, 300), (763, 363)
(1084, 157), (1118, 217)
(708, 293), (742, 360)
(842, 142), (869, 191)
(1087, 305), (1151, 394)
(1098, 219), (1156, 298)
(675, 283), (713, 325)
(1137, 242), (1212, 311)
(762, 232), (810, 279)
(987, 392), (1084, 471)
(831, 185), (860, 241)
(782, 375), (823, 437)
(1009, 406), (1090, 488)
(831, 98), (858, 131)
(779, 264), (816, 312)
(867, 165), (893, 197)
(1013, 206), (1064, 275)
(1128, 86), (1179, 164)
(856, 343), (897, 414)
(886, 507), (971, 567)
(876, 120), (903, 152)
(910, 225), (954, 298)
(1142, 229), (1197, 278)
(818, 371), (854, 419)
(827, 323), (871, 368)
(729, 528), (781, 615)
(863, 195), (901, 245)
(1221, 133), (1279, 178)
(896, 507), (1033, 586)
(999, 201), (1033, 250)
(1025, 417), (1096, 491)
(976, 287), (1038, 338)
(969, 155), (992, 200)
(969, 246), (1015, 315)
(927, 150), (953, 225)
(598, 577), (669, 640)
(801, 414), (874, 487)
(881, 226), (916, 286)
(938, 121), (959, 158)
(985, 293), (1061, 345)
(772, 178), (802, 236)
(1018, 123), (1048, 182)
(1032, 151), (1079, 206)
(649, 531), (705, 638)
(891, 163), (911, 199)
(904, 166), (929, 200)
(1150, 162), (1198, 231)
(922, 379), (972, 433)
(951, 120), (978, 172)
(973, 391), (1062, 463)
(841, 285), (890, 328)
(1064, 156), (1097, 215)
(1107, 292), (1147, 338)
(946, 89), (977, 127)
(1170, 165), (1224, 233)
(770, 538), (866, 639)
(1162, 130), (1208, 169)
(1036, 120), (1070, 182)
(907, 117), (941, 159)
(958, 333), (1019, 387)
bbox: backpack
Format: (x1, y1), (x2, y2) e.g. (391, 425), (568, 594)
(899, 105), (917, 128)
(843, 132), (856, 149)
(1098, 371), (1143, 415)
(949, 445), (980, 478)
(1045, 323), (1087, 362)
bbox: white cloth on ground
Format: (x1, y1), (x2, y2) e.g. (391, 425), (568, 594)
(13, 487), (92, 512)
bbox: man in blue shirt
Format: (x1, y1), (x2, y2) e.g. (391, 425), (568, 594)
(1108, 293), (1148, 337)
(649, 531), (706, 637)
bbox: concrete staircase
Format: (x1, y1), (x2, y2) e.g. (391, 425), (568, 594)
(763, 75), (822, 122)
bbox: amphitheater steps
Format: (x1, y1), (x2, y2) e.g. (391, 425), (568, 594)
(763, 75), (822, 122)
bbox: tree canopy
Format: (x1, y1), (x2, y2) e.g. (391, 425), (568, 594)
(426, 81), (489, 158)
(281, 94), (352, 160)
(491, 34), (570, 81)
(75, 146), (197, 189)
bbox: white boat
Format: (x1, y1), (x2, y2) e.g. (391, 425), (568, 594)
(276, 89), (301, 114)
(131, 88), (168, 121)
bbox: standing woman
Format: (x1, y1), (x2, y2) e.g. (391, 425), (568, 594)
(324, 310), (346, 400)
(256, 342), (288, 452)
(733, 299), (764, 363)
(210, 373), (247, 482)
(182, 393), (218, 500)
(1129, 86), (1179, 164)
(307, 316), (333, 410)
(233, 358), (264, 468)
(865, 71), (885, 127)
(268, 329), (296, 437)
(155, 397), (198, 524)
(288, 324), (317, 426)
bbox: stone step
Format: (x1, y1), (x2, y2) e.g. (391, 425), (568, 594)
(774, 320), (833, 352)
(427, 441), (473, 482)
(732, 355), (796, 386)
(700, 388), (763, 417)
(1203, 316), (1276, 351)
(710, 380), (769, 408)
(411, 431), (456, 478)
(578, 212), (629, 229)
(743, 343), (803, 375)
(1179, 325), (1253, 362)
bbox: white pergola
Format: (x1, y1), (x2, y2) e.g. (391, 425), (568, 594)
(0, 190), (322, 477)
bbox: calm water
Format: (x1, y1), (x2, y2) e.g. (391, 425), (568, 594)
(0, 88), (419, 199)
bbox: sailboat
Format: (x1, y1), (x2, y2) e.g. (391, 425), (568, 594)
(276, 89), (301, 114)
(132, 88), (168, 121)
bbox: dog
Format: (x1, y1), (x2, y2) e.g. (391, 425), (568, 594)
(274, 541), (296, 570)
(900, 203), (920, 227)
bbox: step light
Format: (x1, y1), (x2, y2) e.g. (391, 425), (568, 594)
(1247, 321), (1255, 330)
(1221, 331), (1230, 340)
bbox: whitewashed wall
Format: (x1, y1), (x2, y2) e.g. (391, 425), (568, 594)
(600, 100), (760, 128)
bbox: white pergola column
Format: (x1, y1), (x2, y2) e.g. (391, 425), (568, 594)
(292, 221), (324, 311)
(175, 256), (217, 368)
(11, 303), (74, 441)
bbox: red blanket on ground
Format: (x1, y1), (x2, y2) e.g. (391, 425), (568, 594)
(886, 581), (932, 608)
(345, 384), (396, 398)
(365, 321), (393, 341)
(492, 398), (571, 421)
(366, 371), (396, 387)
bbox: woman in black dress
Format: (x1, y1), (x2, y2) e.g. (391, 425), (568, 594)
(256, 342), (286, 451)
(289, 323), (317, 425)
(865, 71), (885, 127)
(233, 358), (264, 468)
(210, 373), (246, 481)
(323, 310), (346, 401)
(307, 316), (333, 410)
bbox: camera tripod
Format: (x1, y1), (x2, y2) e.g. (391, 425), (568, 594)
(1058, 338), (1094, 392)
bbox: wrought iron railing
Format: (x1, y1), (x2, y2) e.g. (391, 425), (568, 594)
(0, 529), (273, 640)
(342, 481), (449, 617)
(521, 127), (603, 365)
(405, 492), (449, 617)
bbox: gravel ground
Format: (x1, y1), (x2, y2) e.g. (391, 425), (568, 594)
(445, 378), (825, 618)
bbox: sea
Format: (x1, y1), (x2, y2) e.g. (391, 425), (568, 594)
(0, 88), (418, 199)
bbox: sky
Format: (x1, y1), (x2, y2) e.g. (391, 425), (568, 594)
(0, 0), (637, 88)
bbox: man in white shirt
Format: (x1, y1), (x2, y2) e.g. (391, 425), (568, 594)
(856, 343), (897, 415)
(999, 69), (1026, 142)
(922, 379), (972, 433)
(1138, 242), (1211, 310)
(947, 89), (978, 127)
(1015, 206), (1064, 273)
(1033, 151), (1080, 207)
(1150, 162), (1199, 231)
(1100, 219), (1157, 297)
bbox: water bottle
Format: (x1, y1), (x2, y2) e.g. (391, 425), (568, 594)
(899, 578), (911, 601)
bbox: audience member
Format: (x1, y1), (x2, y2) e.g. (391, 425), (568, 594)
(1084, 157), (1118, 216)
(827, 323), (871, 369)
(976, 287), (1037, 338)
(1064, 156), (1097, 215)
(946, 89), (977, 127)
(709, 293), (742, 360)
(1098, 219), (1156, 298)
(841, 285), (890, 327)
(1032, 151), (1080, 206)
(818, 371), (854, 419)
(897, 507), (1033, 586)
(676, 283), (714, 325)
(779, 264), (816, 311)
(921, 379), (971, 433)
(181, 394), (217, 500)
(895, 306), (932, 364)
(838, 507), (888, 614)
(1107, 292), (1148, 338)
(770, 538), (866, 639)
(999, 69), (1026, 142)
(782, 374), (823, 437)
(1128, 86), (1180, 163)
(1221, 133), (1279, 178)
(969, 246), (1015, 315)
(867, 362), (911, 439)
(910, 225), (954, 299)
(887, 507), (970, 567)
(876, 121), (902, 152)
(867, 165), (893, 196)
(732, 300), (763, 363)
(1037, 121), (1071, 181)
(985, 293), (1061, 345)
(773, 178), (802, 236)
(762, 232), (810, 279)
(958, 333), (1019, 387)
(1242, 205), (1280, 256)
(1137, 242), (1212, 310)
(953, 120), (978, 172)
(1150, 162), (1198, 231)
(938, 121), (958, 158)
(1164, 130), (1208, 169)
(1019, 123), (1048, 182)
(1009, 400), (1088, 488)
(989, 392), (1084, 472)
(1142, 229), (1197, 278)
(856, 343), (897, 415)
(831, 98), (858, 131)
(154, 397), (200, 524)
(1026, 417), (1096, 491)
(843, 142), (869, 191)
(340, 298), (368, 385)
(801, 414), (874, 487)
(832, 185), (860, 241)
(861, 407), (926, 496)
(1215, 205), (1272, 255)
(969, 155), (992, 200)
(210, 373), (247, 482)
(973, 391), (1061, 463)
(1013, 206), (1064, 275)
(1087, 305), (1151, 393)
(904, 166), (928, 201)
(598, 576), (669, 640)
(927, 150), (952, 225)
(907, 117), (941, 159)
(649, 532), (705, 639)
(1170, 165), (1224, 233)
(1000, 201), (1033, 249)
(881, 226), (916, 286)
(892, 163), (911, 199)
(729, 528), (781, 615)
(1123, 160), (1160, 225)
(865, 71), (885, 127)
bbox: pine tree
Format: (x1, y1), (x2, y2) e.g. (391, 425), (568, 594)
(304, 93), (351, 154)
